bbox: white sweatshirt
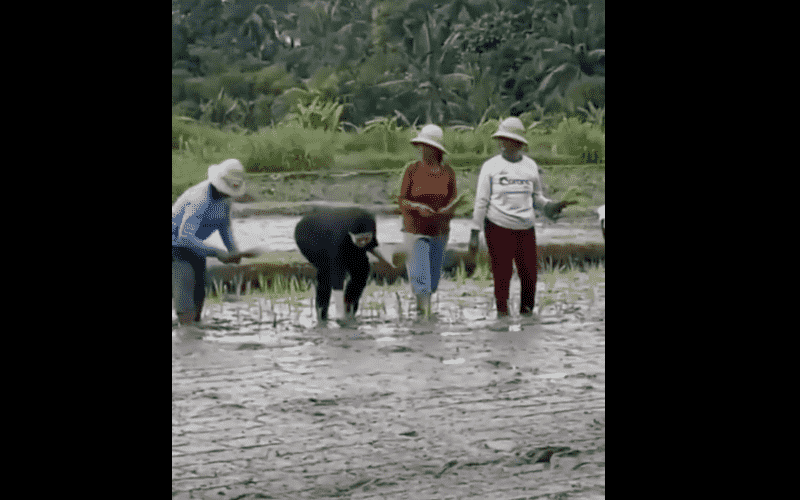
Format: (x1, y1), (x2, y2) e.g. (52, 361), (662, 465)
(471, 154), (552, 231)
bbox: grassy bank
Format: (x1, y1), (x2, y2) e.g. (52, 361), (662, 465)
(173, 117), (605, 216)
(230, 165), (604, 219)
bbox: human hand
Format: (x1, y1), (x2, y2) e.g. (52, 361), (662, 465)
(468, 229), (480, 254)
(370, 248), (397, 269)
(558, 200), (579, 210)
(217, 251), (241, 264)
(438, 194), (465, 215)
(543, 200), (578, 220)
(236, 248), (261, 259)
(418, 205), (435, 217)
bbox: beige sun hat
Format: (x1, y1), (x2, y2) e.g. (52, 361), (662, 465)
(410, 124), (448, 155)
(492, 117), (528, 145)
(208, 159), (246, 197)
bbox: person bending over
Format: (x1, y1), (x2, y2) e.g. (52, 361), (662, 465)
(172, 159), (256, 339)
(295, 207), (394, 323)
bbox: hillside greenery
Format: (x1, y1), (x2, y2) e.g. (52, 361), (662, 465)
(172, 0), (604, 131)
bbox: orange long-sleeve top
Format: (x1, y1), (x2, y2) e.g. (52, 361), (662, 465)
(398, 161), (457, 236)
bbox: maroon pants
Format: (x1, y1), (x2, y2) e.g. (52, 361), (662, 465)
(484, 219), (538, 315)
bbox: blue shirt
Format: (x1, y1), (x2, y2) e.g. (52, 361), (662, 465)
(172, 180), (238, 257)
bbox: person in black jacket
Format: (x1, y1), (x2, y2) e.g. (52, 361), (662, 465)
(295, 207), (395, 323)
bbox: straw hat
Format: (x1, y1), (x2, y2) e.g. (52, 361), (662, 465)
(410, 124), (448, 155)
(208, 159), (246, 197)
(492, 117), (528, 145)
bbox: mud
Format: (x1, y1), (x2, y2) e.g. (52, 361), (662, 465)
(172, 277), (605, 499)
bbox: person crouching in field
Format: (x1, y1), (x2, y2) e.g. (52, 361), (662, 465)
(470, 118), (576, 319)
(295, 207), (395, 324)
(172, 159), (256, 340)
(397, 125), (464, 319)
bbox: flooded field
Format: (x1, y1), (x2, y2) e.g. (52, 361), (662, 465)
(209, 215), (604, 255)
(172, 268), (605, 499)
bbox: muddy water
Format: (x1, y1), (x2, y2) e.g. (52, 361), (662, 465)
(172, 276), (605, 498)
(202, 216), (603, 258)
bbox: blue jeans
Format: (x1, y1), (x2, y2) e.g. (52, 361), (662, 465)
(172, 246), (207, 315)
(404, 232), (449, 297)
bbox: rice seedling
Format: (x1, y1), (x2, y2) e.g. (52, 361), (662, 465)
(233, 273), (245, 300)
(563, 280), (581, 309)
(396, 291), (403, 320)
(540, 269), (559, 294)
(537, 293), (557, 317)
(365, 301), (384, 319)
(462, 256), (493, 283)
(454, 259), (469, 285)
(585, 262), (605, 288)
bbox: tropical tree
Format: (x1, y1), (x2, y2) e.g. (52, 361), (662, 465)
(270, 0), (373, 79)
(525, 1), (605, 113)
(360, 0), (497, 125)
(171, 0), (605, 129)
(450, 1), (604, 117)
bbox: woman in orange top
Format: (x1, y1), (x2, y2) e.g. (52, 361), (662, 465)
(397, 125), (463, 318)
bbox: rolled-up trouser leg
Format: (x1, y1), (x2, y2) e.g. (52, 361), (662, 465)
(194, 261), (207, 323)
(172, 248), (207, 323)
(172, 260), (196, 317)
(404, 233), (432, 297)
(427, 233), (449, 295)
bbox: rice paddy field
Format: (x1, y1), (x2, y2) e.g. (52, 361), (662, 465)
(172, 130), (605, 496)
(172, 245), (605, 499)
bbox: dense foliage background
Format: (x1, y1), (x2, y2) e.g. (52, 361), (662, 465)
(172, 0), (605, 131)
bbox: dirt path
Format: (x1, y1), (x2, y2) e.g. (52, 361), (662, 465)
(172, 281), (605, 499)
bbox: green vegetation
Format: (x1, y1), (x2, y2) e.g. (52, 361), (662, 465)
(173, 115), (605, 212)
(172, 1), (605, 206)
(172, 0), (604, 130)
(171, 1), (606, 327)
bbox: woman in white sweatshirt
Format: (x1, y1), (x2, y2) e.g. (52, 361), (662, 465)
(469, 118), (575, 318)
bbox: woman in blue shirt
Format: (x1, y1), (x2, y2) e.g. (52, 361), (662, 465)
(172, 159), (253, 338)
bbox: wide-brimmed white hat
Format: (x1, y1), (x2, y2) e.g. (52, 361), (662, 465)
(410, 124), (448, 155)
(492, 117), (528, 145)
(208, 159), (246, 197)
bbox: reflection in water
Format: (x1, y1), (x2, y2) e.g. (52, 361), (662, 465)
(172, 275), (604, 384)
(206, 216), (600, 253)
